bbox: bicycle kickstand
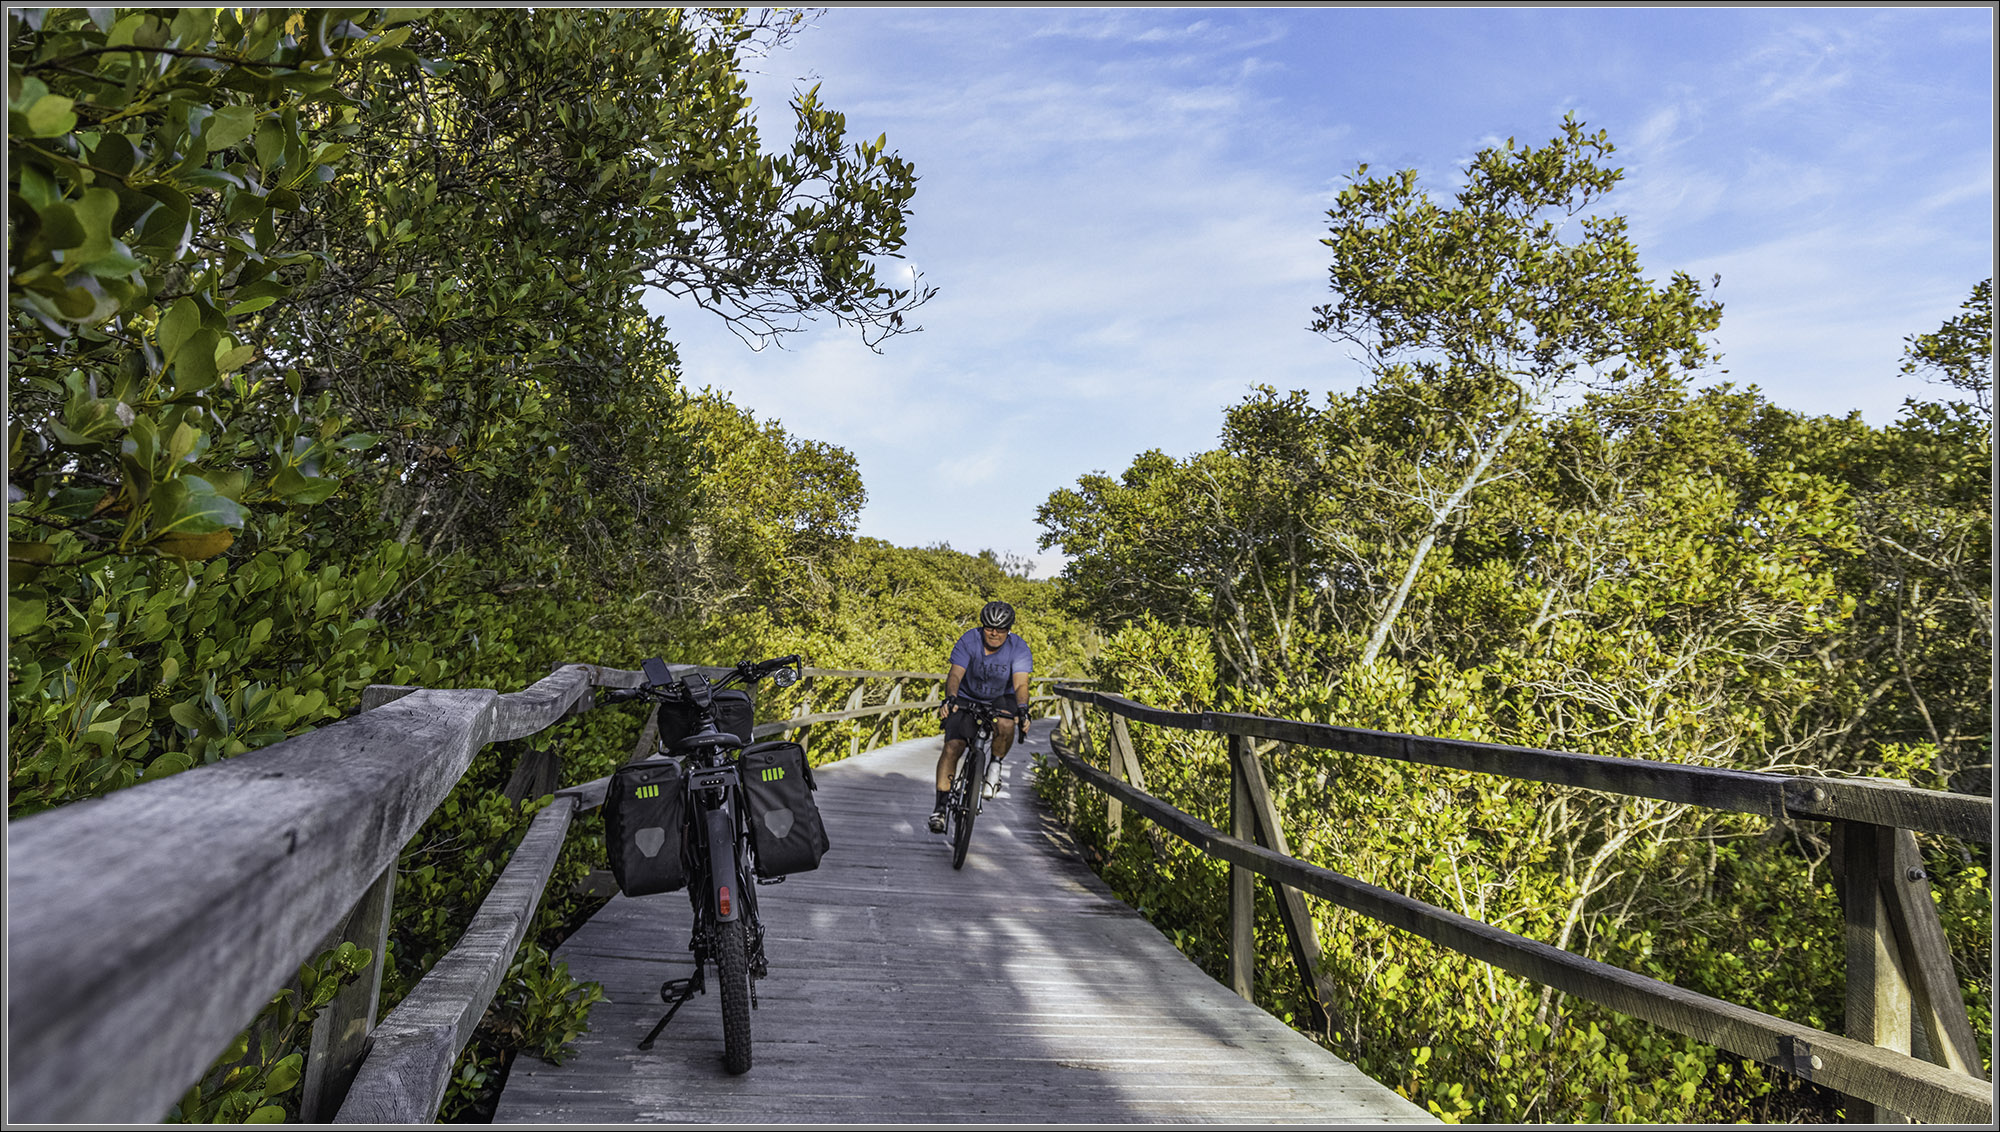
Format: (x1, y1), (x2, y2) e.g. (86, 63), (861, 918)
(638, 974), (700, 1050)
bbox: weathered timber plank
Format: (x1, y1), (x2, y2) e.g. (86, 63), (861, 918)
(799, 668), (1079, 682)
(299, 862), (396, 1122)
(7, 688), (498, 1125)
(1783, 776), (1992, 846)
(335, 795), (580, 1123)
(1050, 739), (1992, 1126)
(1229, 734), (1256, 1000)
(802, 666), (947, 680)
(1880, 829), (1985, 1079)
(1839, 821), (1914, 1122)
(1051, 687), (1992, 843)
(751, 697), (946, 735)
(1237, 737), (1337, 1036)
(495, 728), (1434, 1125)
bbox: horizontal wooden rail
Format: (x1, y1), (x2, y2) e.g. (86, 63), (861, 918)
(1047, 735), (1992, 1126)
(1053, 687), (1992, 843)
(751, 691), (1062, 738)
(800, 667), (1073, 682)
(334, 794), (580, 1122)
(5, 661), (661, 1124)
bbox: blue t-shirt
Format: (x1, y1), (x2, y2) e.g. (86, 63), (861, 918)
(949, 628), (1033, 703)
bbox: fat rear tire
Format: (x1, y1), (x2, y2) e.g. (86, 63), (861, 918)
(717, 917), (752, 1073)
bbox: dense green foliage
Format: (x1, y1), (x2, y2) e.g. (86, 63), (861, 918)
(1038, 125), (1990, 1122)
(7, 6), (1084, 1123)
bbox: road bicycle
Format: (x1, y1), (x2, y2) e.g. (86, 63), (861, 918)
(942, 695), (1015, 870)
(602, 654), (804, 1074)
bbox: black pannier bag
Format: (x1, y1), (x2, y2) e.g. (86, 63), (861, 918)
(605, 757), (688, 897)
(656, 688), (754, 751)
(739, 741), (830, 878)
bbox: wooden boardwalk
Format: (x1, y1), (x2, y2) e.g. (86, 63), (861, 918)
(495, 723), (1435, 1124)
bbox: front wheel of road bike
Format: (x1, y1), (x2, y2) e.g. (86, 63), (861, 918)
(950, 746), (983, 870)
(716, 917), (753, 1073)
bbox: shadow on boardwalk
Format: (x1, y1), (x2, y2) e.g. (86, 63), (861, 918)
(495, 724), (1435, 1124)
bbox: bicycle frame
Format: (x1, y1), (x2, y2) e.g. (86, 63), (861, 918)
(945, 696), (1009, 869)
(615, 655), (799, 1071)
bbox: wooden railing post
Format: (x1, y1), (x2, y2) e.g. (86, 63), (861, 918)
(300, 861), (396, 1122)
(299, 682), (415, 1122)
(1107, 714), (1146, 843)
(790, 674), (814, 755)
(1233, 737), (1338, 1038)
(845, 680), (867, 760)
(1227, 733), (1255, 1002)
(888, 678), (905, 743)
(1880, 828), (1985, 1080)
(1098, 709), (1122, 840)
(1834, 819), (1987, 1125)
(1838, 820), (1914, 1123)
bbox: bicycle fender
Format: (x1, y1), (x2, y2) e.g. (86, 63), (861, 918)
(706, 806), (741, 922)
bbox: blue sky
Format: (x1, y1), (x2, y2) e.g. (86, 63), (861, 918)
(652, 7), (1995, 576)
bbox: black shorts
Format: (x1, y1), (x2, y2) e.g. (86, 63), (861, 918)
(944, 695), (1017, 746)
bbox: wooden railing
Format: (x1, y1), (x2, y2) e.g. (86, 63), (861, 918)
(1046, 686), (1992, 1126)
(5, 661), (1069, 1124)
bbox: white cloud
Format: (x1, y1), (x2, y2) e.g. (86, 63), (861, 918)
(659, 7), (1990, 575)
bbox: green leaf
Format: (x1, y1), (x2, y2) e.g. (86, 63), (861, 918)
(145, 752), (196, 780)
(152, 475), (245, 534)
(254, 119), (287, 171)
(245, 1104), (286, 1123)
(24, 92), (78, 138)
(171, 329), (222, 394)
(67, 187), (121, 270)
(226, 295), (280, 316)
(157, 298), (200, 364)
(32, 201), (86, 251)
(273, 466), (339, 505)
(206, 106), (258, 152)
(8, 597), (48, 637)
(261, 1053), (304, 1097)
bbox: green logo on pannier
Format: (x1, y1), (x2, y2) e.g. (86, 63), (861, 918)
(636, 784), (659, 799)
(761, 767), (784, 782)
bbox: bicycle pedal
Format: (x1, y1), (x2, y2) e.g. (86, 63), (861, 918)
(755, 875), (786, 885)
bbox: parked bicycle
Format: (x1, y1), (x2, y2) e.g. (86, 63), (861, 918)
(599, 655), (828, 1075)
(942, 694), (1014, 870)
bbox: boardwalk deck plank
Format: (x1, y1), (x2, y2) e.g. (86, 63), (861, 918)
(495, 725), (1435, 1125)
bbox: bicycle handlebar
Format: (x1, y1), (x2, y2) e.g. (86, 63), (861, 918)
(945, 694), (1018, 719)
(600, 655), (803, 707)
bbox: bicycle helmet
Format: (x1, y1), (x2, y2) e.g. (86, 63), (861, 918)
(979, 601), (1016, 631)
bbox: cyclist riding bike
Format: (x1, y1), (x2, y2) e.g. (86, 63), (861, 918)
(929, 601), (1033, 834)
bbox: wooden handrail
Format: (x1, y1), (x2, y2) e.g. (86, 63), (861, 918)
(1045, 733), (1991, 1125)
(4, 661), (1083, 1124)
(333, 794), (582, 1122)
(801, 667), (1074, 682)
(1053, 686), (1992, 843)
(6, 660), (676, 1124)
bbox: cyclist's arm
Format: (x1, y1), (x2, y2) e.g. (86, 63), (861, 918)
(1009, 670), (1031, 715)
(941, 663), (966, 714)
